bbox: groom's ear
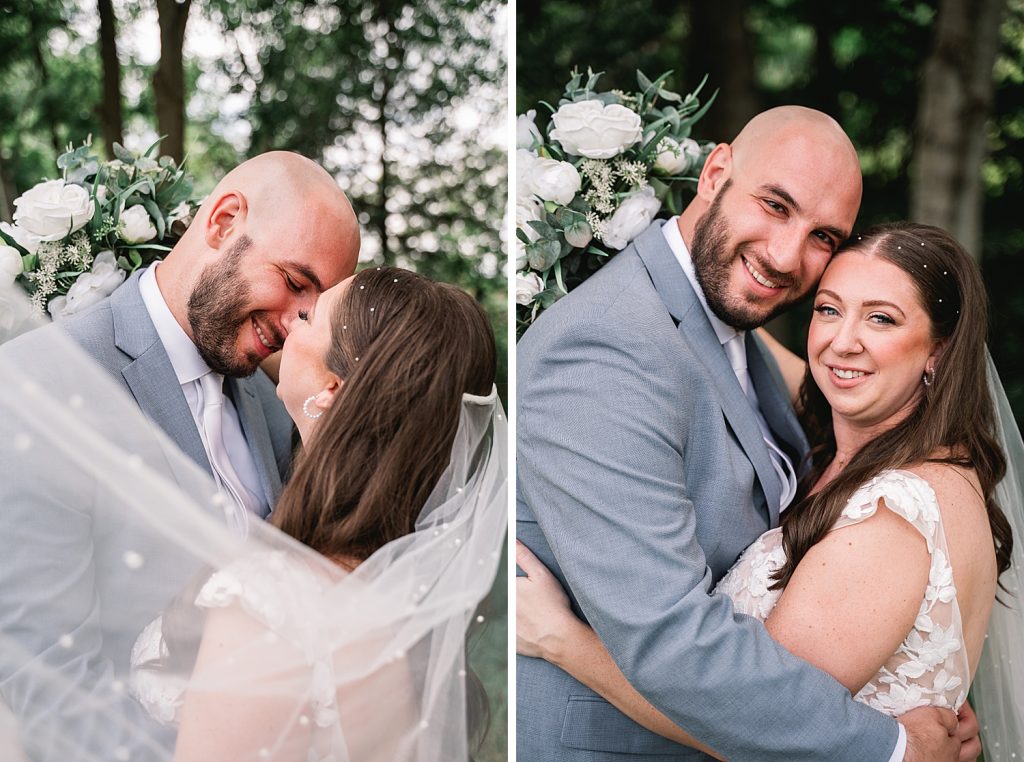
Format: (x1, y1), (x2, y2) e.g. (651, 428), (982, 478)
(204, 191), (248, 250)
(697, 143), (732, 203)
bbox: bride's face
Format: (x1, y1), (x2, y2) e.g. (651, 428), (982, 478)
(807, 250), (941, 432)
(276, 275), (353, 426)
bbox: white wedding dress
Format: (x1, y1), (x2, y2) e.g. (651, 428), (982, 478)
(715, 469), (970, 715)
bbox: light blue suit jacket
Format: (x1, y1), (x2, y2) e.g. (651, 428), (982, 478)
(0, 270), (294, 760)
(516, 222), (900, 760)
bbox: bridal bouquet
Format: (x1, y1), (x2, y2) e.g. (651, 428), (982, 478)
(0, 138), (199, 318)
(516, 69), (716, 337)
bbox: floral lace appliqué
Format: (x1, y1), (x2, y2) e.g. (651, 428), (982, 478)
(715, 470), (970, 716)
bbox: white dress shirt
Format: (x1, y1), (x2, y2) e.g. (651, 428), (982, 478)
(138, 264), (268, 517)
(660, 218), (908, 762)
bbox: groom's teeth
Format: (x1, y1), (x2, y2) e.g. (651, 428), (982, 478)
(831, 367), (867, 380)
(254, 321), (274, 349)
(744, 258), (779, 289)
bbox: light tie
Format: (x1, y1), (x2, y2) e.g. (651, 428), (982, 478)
(199, 372), (264, 527)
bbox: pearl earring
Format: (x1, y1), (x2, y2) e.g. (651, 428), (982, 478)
(302, 395), (323, 419)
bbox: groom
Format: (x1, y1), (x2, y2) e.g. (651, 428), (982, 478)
(517, 108), (966, 761)
(0, 152), (359, 759)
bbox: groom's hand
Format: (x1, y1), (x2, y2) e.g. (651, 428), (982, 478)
(900, 706), (960, 762)
(955, 702), (981, 762)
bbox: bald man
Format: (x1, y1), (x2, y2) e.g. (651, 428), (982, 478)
(0, 152), (359, 760)
(517, 108), (961, 761)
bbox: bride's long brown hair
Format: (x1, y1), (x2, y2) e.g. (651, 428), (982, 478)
(271, 266), (496, 561)
(771, 223), (1012, 591)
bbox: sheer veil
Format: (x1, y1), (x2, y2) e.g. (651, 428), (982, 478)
(971, 355), (1024, 760)
(0, 280), (506, 761)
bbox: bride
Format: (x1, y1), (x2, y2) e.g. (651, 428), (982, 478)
(0, 266), (506, 761)
(517, 222), (1023, 759)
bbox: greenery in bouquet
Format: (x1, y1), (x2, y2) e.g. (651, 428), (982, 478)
(0, 138), (200, 318)
(516, 70), (716, 338)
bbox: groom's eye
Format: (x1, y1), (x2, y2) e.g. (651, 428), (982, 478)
(285, 275), (303, 293)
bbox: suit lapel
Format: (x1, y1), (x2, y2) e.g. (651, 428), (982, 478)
(228, 375), (283, 508)
(111, 271), (211, 476)
(632, 222), (783, 520)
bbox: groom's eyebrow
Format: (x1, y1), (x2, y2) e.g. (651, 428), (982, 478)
(761, 183), (848, 240)
(285, 262), (324, 292)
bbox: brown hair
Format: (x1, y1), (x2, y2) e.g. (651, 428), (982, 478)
(772, 222), (1012, 591)
(271, 265), (496, 562)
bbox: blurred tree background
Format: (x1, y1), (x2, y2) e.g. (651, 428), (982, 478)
(0, 0), (508, 758)
(518, 0), (1024, 426)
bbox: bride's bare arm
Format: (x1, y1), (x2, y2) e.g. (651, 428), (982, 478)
(755, 328), (805, 405)
(515, 542), (724, 760)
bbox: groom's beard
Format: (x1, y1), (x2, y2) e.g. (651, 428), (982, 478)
(691, 181), (803, 331)
(187, 235), (263, 377)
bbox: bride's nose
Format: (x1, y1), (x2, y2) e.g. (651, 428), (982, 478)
(830, 317), (863, 355)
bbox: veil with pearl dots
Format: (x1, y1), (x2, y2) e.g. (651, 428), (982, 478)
(0, 279), (507, 762)
(970, 355), (1024, 762)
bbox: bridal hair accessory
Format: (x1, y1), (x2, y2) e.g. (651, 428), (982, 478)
(302, 395), (322, 419)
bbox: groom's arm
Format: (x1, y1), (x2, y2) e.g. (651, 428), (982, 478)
(518, 309), (905, 762)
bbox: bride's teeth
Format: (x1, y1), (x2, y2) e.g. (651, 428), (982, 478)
(832, 367), (866, 380)
(744, 258), (778, 289)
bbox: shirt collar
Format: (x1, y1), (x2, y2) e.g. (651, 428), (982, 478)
(660, 216), (742, 348)
(138, 263), (212, 386)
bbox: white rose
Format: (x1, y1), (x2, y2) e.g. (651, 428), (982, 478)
(517, 109), (543, 149)
(549, 100), (642, 159)
(527, 157), (581, 205)
(515, 272), (544, 306)
(516, 149), (540, 202)
(136, 157), (160, 173)
(601, 186), (661, 250)
(12, 179), (93, 241)
(654, 137), (702, 175)
(0, 221), (40, 255)
(119, 205), (158, 244)
(48, 250), (126, 320)
(168, 201), (192, 226)
(0, 245), (23, 286)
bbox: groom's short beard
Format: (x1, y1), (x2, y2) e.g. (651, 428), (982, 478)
(690, 181), (799, 331)
(187, 235), (261, 377)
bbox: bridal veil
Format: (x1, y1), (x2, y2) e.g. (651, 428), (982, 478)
(0, 280), (507, 761)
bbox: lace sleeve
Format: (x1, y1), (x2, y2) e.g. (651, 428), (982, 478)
(837, 470), (970, 714)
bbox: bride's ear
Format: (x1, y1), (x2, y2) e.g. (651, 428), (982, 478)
(926, 339), (949, 375)
(312, 375), (343, 413)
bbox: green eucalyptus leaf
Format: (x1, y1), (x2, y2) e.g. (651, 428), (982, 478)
(526, 238), (561, 270)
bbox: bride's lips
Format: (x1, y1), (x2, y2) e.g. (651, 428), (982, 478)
(825, 364), (872, 389)
(250, 316), (283, 358)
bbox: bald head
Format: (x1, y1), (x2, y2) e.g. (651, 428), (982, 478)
(731, 106), (860, 186)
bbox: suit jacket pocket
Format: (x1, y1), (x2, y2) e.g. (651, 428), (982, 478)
(560, 694), (705, 758)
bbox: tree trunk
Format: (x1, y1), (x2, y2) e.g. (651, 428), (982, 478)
(97, 0), (124, 156)
(0, 154), (11, 223)
(910, 0), (1005, 260)
(687, 0), (759, 143)
(153, 0), (192, 162)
